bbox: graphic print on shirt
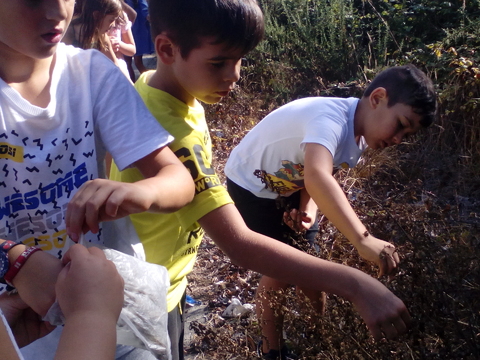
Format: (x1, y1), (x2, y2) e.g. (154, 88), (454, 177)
(0, 120), (102, 259)
(174, 130), (222, 195)
(254, 160), (305, 195)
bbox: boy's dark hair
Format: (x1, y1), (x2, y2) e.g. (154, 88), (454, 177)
(148, 0), (264, 58)
(363, 65), (437, 127)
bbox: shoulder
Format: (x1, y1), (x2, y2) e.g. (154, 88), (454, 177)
(308, 97), (358, 121)
(57, 43), (112, 68)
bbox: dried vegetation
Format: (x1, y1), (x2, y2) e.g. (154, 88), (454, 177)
(184, 86), (480, 359)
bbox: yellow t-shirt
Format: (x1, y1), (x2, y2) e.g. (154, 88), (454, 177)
(110, 71), (233, 311)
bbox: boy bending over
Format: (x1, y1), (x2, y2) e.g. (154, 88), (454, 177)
(225, 65), (437, 358)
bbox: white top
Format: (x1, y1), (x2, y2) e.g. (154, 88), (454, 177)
(0, 43), (172, 263)
(224, 97), (367, 199)
(0, 43), (173, 360)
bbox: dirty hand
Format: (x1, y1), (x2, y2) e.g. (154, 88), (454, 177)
(351, 271), (412, 341)
(283, 208), (315, 233)
(355, 234), (400, 279)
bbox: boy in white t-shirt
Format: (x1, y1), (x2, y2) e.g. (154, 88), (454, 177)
(0, 1), (194, 359)
(225, 65), (437, 358)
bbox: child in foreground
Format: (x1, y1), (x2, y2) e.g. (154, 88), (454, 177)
(0, 244), (124, 360)
(110, 0), (414, 359)
(0, 0), (194, 359)
(225, 64), (437, 358)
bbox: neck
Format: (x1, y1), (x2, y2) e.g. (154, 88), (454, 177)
(148, 66), (196, 107)
(353, 96), (368, 141)
(0, 49), (55, 107)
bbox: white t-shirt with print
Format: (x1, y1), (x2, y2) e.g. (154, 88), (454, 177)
(224, 97), (366, 199)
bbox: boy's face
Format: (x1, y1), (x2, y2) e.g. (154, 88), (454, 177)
(0, 0), (74, 61)
(362, 91), (423, 150)
(170, 37), (242, 106)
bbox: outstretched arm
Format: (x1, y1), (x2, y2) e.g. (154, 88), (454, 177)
(66, 146), (194, 241)
(199, 204), (411, 340)
(304, 143), (399, 277)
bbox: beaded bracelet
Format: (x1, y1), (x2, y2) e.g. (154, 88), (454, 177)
(4, 247), (42, 287)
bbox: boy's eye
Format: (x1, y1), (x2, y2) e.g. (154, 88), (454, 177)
(211, 62), (225, 68)
(25, 0), (43, 7)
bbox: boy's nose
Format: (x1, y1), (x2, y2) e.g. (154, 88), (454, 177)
(45, 0), (71, 21)
(225, 60), (241, 83)
(392, 133), (403, 145)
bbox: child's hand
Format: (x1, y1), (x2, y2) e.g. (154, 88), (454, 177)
(56, 244), (124, 322)
(355, 235), (400, 279)
(66, 179), (153, 241)
(109, 36), (120, 53)
(283, 208), (315, 233)
(350, 271), (411, 341)
(0, 292), (56, 348)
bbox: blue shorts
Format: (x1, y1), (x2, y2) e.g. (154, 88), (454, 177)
(226, 178), (319, 251)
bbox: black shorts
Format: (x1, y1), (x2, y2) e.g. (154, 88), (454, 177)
(226, 178), (319, 250)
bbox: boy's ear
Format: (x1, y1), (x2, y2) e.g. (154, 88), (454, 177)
(155, 33), (176, 65)
(369, 87), (388, 109)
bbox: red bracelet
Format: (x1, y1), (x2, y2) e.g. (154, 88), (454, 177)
(4, 247), (42, 287)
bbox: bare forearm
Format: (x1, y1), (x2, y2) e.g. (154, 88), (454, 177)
(119, 41), (135, 57)
(299, 188), (317, 216)
(135, 147), (195, 213)
(201, 204), (410, 339)
(306, 171), (367, 247)
(140, 162), (195, 213)
(201, 205), (363, 301)
(1, 240), (61, 317)
(54, 312), (117, 360)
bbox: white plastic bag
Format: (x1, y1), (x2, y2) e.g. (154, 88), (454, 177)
(104, 248), (171, 359)
(44, 245), (171, 360)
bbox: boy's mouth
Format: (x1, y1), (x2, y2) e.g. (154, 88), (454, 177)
(42, 30), (63, 44)
(216, 91), (230, 97)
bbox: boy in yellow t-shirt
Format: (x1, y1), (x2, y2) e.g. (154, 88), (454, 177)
(111, 0), (412, 359)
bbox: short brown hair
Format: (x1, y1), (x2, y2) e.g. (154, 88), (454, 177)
(149, 0), (264, 58)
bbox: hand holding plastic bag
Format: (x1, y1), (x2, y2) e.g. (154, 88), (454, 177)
(44, 238), (171, 360)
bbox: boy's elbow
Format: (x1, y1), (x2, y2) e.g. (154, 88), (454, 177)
(174, 166), (196, 208)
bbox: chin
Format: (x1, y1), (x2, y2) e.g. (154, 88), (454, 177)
(201, 97), (222, 105)
(365, 140), (376, 149)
